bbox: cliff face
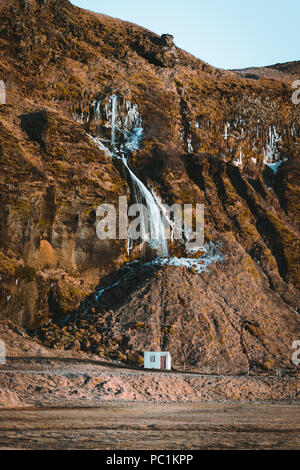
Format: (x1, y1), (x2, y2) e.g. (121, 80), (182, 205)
(0, 0), (299, 370)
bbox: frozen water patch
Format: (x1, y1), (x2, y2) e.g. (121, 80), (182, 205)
(87, 134), (113, 157)
(233, 149), (243, 167)
(223, 122), (230, 140)
(124, 127), (144, 152)
(124, 102), (142, 131)
(94, 279), (122, 302)
(265, 161), (283, 175)
(147, 242), (225, 274)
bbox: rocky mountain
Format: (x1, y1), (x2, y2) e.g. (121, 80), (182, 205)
(232, 60), (300, 83)
(0, 0), (299, 371)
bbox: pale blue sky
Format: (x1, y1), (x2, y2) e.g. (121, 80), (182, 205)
(70, 0), (299, 69)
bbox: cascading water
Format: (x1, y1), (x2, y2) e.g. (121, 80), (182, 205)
(87, 94), (169, 257)
(120, 155), (168, 256)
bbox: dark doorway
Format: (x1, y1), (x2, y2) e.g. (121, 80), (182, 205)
(160, 355), (166, 369)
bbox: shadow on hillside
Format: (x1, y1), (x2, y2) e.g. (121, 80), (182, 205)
(19, 111), (48, 151)
(47, 261), (161, 325)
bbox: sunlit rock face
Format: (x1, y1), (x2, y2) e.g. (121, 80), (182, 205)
(0, 0), (299, 373)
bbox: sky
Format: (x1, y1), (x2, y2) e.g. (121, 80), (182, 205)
(70, 0), (299, 70)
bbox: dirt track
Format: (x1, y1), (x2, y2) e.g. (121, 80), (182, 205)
(0, 356), (299, 408)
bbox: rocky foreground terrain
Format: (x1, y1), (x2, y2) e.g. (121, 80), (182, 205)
(0, 321), (299, 409)
(0, 0), (299, 379)
(0, 322), (299, 450)
(0, 322), (299, 449)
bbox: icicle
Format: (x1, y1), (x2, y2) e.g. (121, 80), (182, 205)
(233, 149), (243, 167)
(111, 94), (118, 145)
(223, 122), (230, 140)
(187, 137), (193, 153)
(95, 99), (101, 124)
(263, 125), (281, 164)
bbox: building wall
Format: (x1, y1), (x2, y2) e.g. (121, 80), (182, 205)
(144, 352), (171, 370)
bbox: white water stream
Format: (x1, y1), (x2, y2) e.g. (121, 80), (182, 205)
(88, 94), (169, 257)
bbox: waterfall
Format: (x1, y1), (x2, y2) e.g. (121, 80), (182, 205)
(89, 95), (169, 257)
(150, 188), (175, 243)
(121, 155), (168, 257)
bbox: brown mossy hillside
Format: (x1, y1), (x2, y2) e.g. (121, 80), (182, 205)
(0, 104), (129, 326)
(232, 60), (300, 83)
(0, 0), (299, 336)
(226, 163), (300, 288)
(183, 153), (300, 292)
(1, 0), (298, 162)
(31, 237), (299, 372)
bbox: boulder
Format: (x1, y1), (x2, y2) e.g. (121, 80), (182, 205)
(160, 34), (174, 47)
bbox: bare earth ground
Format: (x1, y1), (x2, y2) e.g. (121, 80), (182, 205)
(0, 325), (299, 449)
(0, 403), (299, 450)
(0, 357), (299, 450)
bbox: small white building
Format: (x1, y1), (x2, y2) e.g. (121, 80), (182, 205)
(144, 351), (171, 370)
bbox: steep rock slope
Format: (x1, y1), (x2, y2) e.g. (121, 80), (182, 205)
(33, 235), (298, 372)
(0, 0), (299, 370)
